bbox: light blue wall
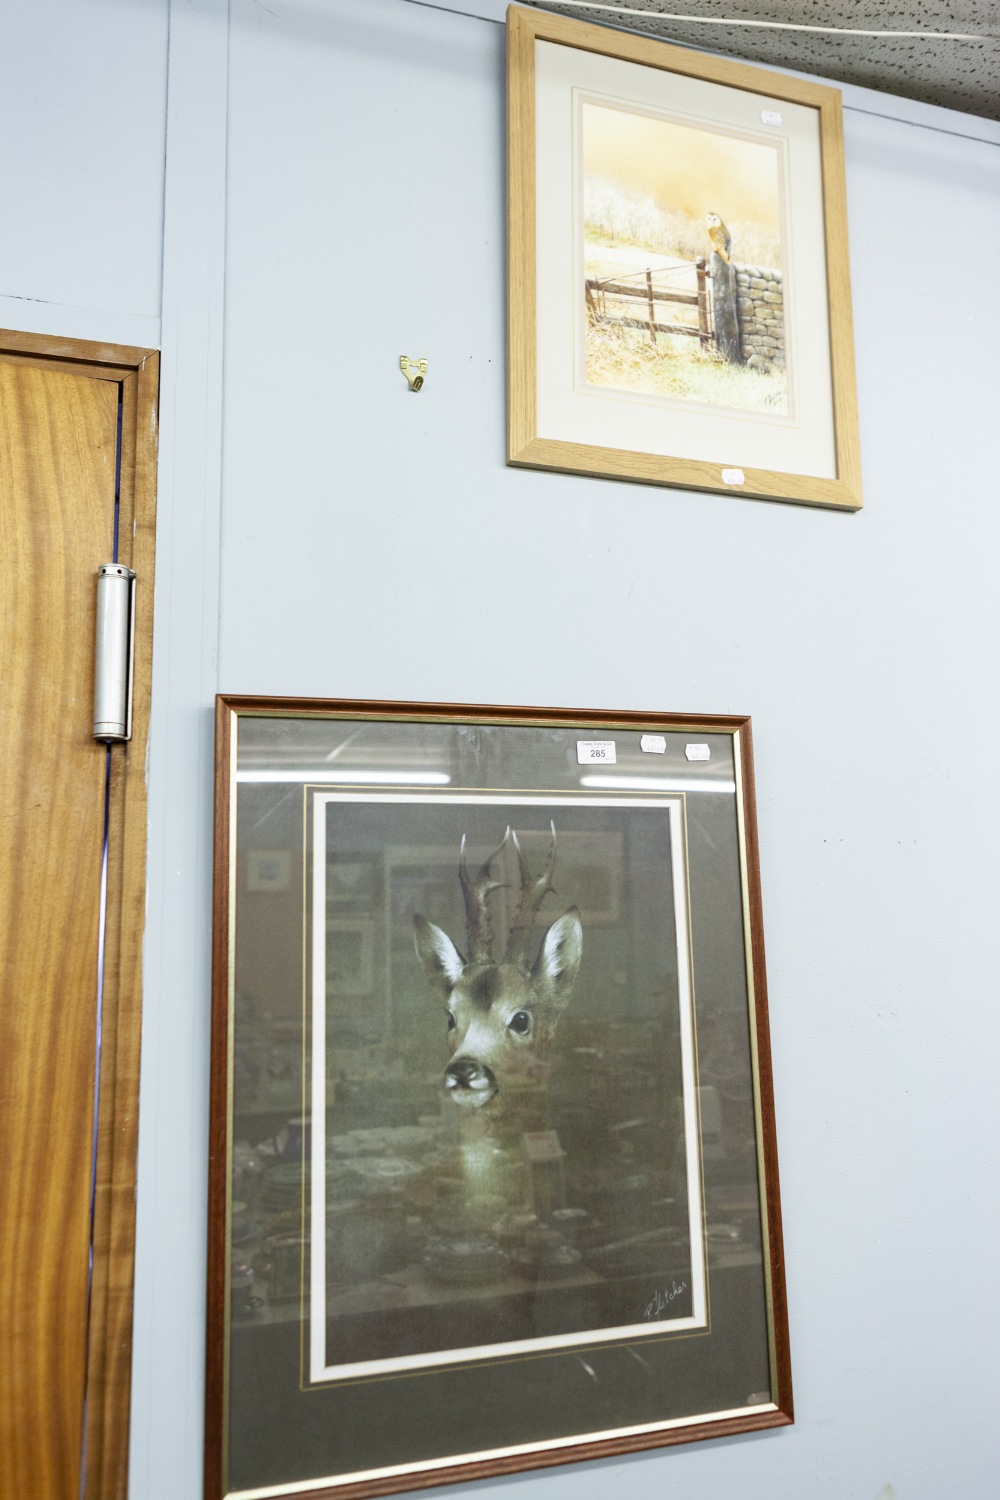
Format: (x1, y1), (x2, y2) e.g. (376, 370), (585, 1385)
(3, 0), (1000, 1495)
(0, 0), (166, 345)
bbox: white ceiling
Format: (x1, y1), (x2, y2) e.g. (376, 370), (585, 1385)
(541, 0), (1000, 119)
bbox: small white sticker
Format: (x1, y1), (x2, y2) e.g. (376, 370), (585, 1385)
(640, 734), (667, 754)
(761, 109), (782, 127)
(721, 467), (745, 485)
(577, 740), (616, 765)
(521, 1129), (565, 1162)
(685, 743), (711, 762)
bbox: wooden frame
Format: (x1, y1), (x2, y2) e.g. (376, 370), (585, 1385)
(507, 4), (862, 510)
(0, 330), (160, 1500)
(208, 695), (791, 1500)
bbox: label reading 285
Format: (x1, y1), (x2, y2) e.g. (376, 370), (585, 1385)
(577, 740), (616, 765)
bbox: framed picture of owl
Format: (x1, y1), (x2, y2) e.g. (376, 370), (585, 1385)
(206, 694), (791, 1500)
(506, 4), (862, 510)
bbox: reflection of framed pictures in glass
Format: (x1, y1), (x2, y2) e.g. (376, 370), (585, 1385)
(507, 3), (861, 509)
(208, 696), (791, 1500)
(245, 848), (291, 893)
(326, 857), (378, 908)
(326, 918), (375, 1002)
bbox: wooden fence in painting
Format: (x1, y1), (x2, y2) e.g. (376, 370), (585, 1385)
(585, 258), (712, 347)
(584, 254), (748, 364)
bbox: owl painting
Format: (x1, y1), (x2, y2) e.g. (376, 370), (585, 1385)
(705, 212), (732, 264)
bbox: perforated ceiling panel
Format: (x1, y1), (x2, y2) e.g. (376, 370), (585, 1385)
(540, 0), (1000, 119)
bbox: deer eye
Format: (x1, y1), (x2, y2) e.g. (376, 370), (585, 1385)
(508, 1010), (531, 1036)
(445, 1011), (456, 1031)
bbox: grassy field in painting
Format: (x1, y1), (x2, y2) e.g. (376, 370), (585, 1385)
(585, 174), (781, 269)
(584, 177), (786, 413)
(585, 316), (787, 412)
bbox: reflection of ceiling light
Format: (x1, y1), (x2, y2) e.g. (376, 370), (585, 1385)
(236, 769), (451, 785)
(580, 774), (736, 794)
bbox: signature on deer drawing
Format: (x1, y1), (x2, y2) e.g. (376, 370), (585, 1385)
(413, 823), (582, 1113)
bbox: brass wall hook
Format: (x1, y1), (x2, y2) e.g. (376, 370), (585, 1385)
(400, 356), (427, 392)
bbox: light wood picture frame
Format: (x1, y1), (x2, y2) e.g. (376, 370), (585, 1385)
(207, 695), (791, 1499)
(506, 4), (862, 510)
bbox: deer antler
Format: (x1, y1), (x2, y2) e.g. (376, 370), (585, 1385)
(459, 829), (510, 963)
(505, 822), (557, 966)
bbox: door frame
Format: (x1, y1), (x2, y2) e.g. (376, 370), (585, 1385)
(0, 329), (159, 1500)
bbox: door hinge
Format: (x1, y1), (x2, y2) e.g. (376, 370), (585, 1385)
(92, 563), (136, 743)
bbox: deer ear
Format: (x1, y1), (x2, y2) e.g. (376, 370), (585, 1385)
(532, 908), (582, 1010)
(413, 915), (465, 1000)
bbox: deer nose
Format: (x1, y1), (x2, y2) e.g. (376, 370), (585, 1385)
(445, 1057), (497, 1105)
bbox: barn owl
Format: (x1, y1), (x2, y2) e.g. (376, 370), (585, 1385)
(705, 212), (732, 264)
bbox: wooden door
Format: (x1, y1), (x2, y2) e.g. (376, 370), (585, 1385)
(0, 335), (158, 1500)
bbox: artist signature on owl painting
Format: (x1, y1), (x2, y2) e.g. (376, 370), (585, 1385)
(643, 1280), (688, 1321)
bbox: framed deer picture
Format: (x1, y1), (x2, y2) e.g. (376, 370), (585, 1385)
(506, 4), (862, 509)
(207, 696), (792, 1500)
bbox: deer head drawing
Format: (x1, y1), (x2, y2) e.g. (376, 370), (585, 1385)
(413, 824), (582, 1110)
